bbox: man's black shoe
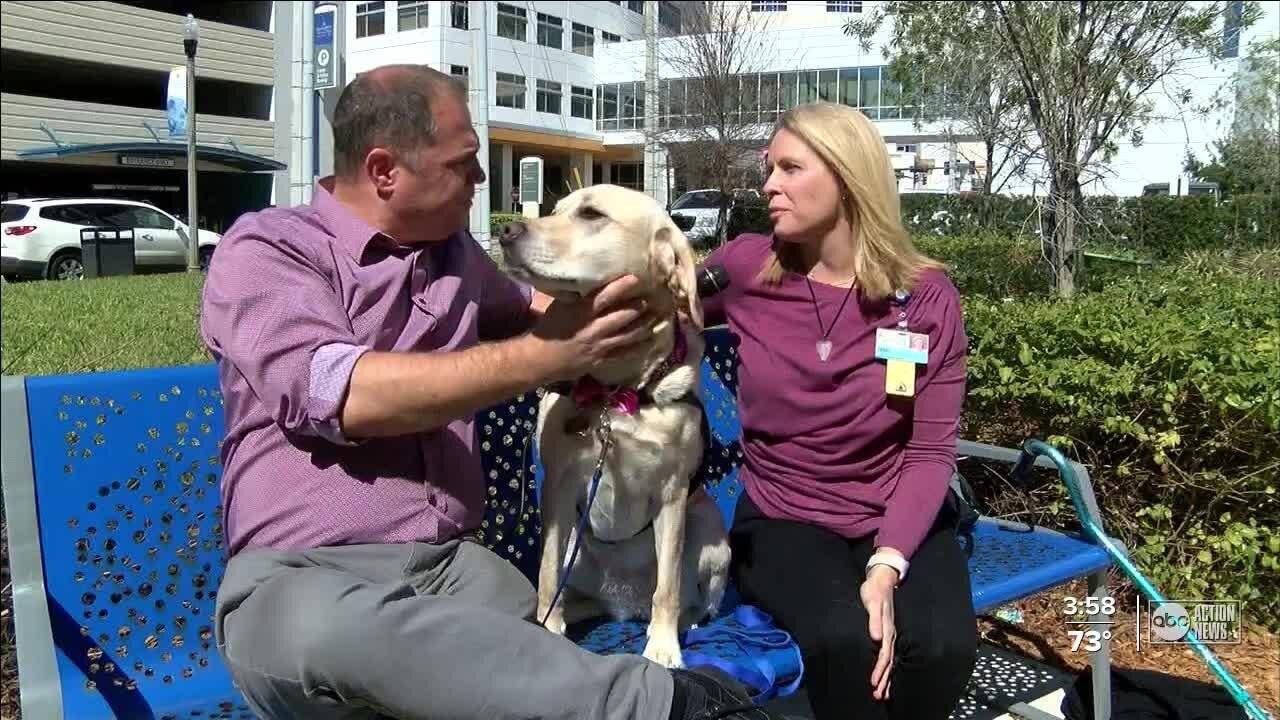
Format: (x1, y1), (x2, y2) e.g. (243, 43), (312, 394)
(668, 665), (785, 720)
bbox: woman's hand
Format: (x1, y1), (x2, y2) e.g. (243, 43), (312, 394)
(860, 564), (899, 701)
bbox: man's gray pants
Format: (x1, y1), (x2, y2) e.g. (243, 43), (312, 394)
(214, 538), (674, 720)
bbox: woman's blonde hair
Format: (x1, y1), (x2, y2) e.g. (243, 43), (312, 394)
(757, 102), (943, 300)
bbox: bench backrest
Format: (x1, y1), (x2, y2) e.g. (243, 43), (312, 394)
(1, 328), (748, 717)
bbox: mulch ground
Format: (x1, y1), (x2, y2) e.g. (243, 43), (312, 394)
(2, 522), (1275, 719)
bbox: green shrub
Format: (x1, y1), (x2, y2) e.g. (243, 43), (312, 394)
(914, 233), (1049, 299)
(961, 265), (1280, 627)
(490, 212), (521, 236)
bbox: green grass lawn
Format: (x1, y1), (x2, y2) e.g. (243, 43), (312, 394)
(1, 273), (211, 376)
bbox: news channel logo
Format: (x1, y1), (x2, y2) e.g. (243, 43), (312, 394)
(1148, 600), (1241, 644)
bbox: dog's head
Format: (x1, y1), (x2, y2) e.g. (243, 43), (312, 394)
(498, 184), (703, 329)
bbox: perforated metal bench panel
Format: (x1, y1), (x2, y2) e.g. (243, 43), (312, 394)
(22, 366), (252, 720)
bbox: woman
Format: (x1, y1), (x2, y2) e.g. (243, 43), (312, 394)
(699, 102), (978, 719)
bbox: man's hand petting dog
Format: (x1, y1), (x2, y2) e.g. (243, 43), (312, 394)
(531, 274), (657, 382)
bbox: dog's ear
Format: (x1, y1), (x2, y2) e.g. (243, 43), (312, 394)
(651, 220), (703, 330)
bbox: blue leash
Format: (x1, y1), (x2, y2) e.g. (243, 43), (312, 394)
(540, 409), (613, 628)
(682, 605), (806, 704)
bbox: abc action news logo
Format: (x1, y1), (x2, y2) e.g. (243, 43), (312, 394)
(1148, 600), (1242, 644)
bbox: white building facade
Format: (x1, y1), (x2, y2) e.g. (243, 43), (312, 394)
(327, 0), (1275, 242)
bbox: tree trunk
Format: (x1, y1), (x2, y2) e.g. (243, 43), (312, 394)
(981, 140), (997, 227)
(1049, 171), (1080, 298)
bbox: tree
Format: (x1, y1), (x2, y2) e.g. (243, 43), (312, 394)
(850, 1), (1261, 298)
(1186, 37), (1280, 198)
(844, 2), (1037, 204)
(649, 1), (776, 244)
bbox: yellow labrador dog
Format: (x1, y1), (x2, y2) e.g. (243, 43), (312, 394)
(498, 184), (731, 669)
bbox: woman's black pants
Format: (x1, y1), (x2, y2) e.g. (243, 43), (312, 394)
(729, 491), (979, 720)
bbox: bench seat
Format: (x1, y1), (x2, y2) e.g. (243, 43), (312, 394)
(2, 327), (1115, 720)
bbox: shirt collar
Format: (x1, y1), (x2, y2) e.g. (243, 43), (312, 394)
(311, 176), (392, 262)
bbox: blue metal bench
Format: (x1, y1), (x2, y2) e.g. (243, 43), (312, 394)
(2, 327), (1115, 720)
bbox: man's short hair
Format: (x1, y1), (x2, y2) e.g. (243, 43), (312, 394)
(332, 64), (466, 178)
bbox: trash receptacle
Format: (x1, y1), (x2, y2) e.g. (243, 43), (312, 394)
(81, 227), (136, 278)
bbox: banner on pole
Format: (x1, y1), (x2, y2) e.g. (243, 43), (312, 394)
(166, 66), (188, 138)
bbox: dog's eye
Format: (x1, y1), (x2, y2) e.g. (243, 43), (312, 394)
(578, 206), (606, 221)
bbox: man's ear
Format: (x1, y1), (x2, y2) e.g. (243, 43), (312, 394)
(365, 148), (396, 195)
(651, 222), (703, 330)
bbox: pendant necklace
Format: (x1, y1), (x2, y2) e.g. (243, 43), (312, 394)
(805, 273), (857, 362)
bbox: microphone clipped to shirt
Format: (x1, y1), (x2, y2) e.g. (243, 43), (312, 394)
(696, 265), (730, 298)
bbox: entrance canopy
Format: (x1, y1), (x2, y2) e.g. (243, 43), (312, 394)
(17, 141), (286, 172)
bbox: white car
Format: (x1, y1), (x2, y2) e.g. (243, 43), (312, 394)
(1, 197), (221, 281)
(668, 188), (762, 247)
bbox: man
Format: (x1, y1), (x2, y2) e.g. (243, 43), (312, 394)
(201, 64), (779, 720)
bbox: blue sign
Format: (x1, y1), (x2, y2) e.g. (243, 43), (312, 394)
(314, 5), (337, 90)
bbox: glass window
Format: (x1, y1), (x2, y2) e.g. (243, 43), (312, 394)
(398, 0), (428, 31)
(451, 1), (468, 30)
(497, 4), (526, 41)
(881, 71), (902, 119)
(799, 71), (818, 105)
(496, 72), (526, 108)
(572, 22), (594, 56)
(668, 78), (685, 128)
(759, 73), (779, 121)
(626, 1), (644, 13)
(1, 203), (29, 222)
(779, 72), (798, 111)
(619, 82), (636, 129)
(536, 79), (562, 115)
(740, 74), (759, 124)
(670, 190), (724, 210)
(839, 67), (859, 107)
(40, 205), (95, 225)
(355, 2), (385, 38)
(826, 1), (862, 12)
(612, 162), (643, 190)
(859, 66), (880, 119)
(602, 30), (622, 43)
(599, 84), (619, 130)
(450, 65), (468, 90)
(751, 1), (787, 11)
(571, 86), (593, 119)
(819, 70), (838, 102)
(130, 207), (174, 229)
(537, 12), (562, 49)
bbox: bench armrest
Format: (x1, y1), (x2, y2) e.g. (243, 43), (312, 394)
(956, 438), (1108, 538)
(1, 376), (64, 718)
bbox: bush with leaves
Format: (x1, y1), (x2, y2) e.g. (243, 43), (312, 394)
(959, 263), (1280, 627)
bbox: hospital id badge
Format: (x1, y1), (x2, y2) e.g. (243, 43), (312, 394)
(875, 328), (929, 365)
(885, 359), (916, 397)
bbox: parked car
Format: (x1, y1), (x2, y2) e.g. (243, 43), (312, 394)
(668, 188), (761, 247)
(1, 197), (220, 281)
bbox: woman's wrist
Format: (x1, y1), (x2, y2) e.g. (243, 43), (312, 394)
(866, 563), (900, 587)
(867, 546), (909, 585)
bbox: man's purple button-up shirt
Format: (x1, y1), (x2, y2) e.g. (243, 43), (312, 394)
(200, 180), (533, 556)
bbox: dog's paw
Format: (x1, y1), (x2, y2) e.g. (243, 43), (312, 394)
(642, 633), (685, 669)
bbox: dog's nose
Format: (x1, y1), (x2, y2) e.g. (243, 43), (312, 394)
(498, 221), (526, 246)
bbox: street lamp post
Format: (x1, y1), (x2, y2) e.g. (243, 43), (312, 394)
(183, 14), (200, 272)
